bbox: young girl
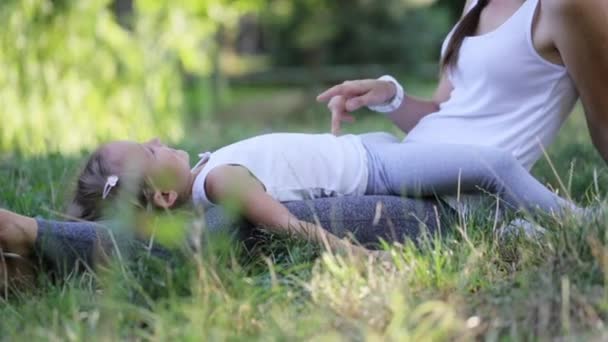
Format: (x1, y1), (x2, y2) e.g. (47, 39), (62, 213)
(62, 131), (578, 255)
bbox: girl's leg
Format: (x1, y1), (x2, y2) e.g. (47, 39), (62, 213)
(361, 141), (581, 215)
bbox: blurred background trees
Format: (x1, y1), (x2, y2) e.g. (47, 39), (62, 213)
(260, 0), (449, 69)
(0, 0), (458, 154)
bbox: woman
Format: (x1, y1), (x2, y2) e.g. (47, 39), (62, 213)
(319, 0), (608, 169)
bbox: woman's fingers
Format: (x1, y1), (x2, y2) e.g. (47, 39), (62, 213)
(318, 79), (396, 109)
(317, 85), (342, 102)
(329, 96), (352, 135)
(317, 84), (352, 102)
(345, 92), (377, 112)
(329, 96), (345, 135)
(317, 80), (371, 102)
(341, 113), (355, 123)
(321, 79), (394, 134)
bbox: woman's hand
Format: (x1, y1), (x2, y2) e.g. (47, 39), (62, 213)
(317, 80), (397, 134)
(325, 96), (354, 135)
(0, 210), (38, 292)
(0, 210), (37, 259)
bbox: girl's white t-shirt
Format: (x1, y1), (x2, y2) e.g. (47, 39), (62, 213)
(191, 133), (369, 209)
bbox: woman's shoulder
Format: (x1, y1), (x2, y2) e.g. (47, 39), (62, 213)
(531, 0), (608, 50)
(536, 0), (604, 48)
(540, 0), (598, 16)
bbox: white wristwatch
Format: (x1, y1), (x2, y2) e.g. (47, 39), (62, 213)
(367, 75), (405, 114)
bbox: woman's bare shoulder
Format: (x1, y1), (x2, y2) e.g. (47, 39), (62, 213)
(539, 0), (607, 45)
(541, 0), (604, 16)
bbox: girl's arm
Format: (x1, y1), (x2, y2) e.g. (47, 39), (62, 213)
(204, 165), (372, 258)
(548, 0), (608, 163)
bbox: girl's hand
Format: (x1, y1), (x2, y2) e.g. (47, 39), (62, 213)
(317, 79), (397, 134)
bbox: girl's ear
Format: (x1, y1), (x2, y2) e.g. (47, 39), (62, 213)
(152, 190), (179, 209)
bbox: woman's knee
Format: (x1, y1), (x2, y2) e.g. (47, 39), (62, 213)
(470, 146), (520, 174)
(358, 132), (400, 145)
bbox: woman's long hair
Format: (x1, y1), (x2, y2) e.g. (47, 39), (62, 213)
(442, 0), (490, 69)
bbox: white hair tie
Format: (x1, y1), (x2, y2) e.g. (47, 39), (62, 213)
(102, 175), (119, 199)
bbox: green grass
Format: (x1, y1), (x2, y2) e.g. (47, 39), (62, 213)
(2, 84), (608, 340)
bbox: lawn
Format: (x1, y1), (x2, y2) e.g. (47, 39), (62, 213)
(1, 83), (608, 340)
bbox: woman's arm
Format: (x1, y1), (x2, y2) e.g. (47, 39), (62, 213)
(316, 0), (478, 134)
(548, 0), (608, 162)
(387, 73), (453, 133)
(319, 74), (454, 134)
(204, 165), (372, 257)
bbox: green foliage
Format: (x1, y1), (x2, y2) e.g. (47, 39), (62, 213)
(0, 0), (260, 155)
(261, 0), (451, 70)
(0, 0), (454, 154)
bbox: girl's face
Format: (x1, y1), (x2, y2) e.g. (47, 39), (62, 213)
(102, 138), (193, 203)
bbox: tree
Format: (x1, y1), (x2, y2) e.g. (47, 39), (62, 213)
(260, 0), (450, 72)
(0, 0), (263, 154)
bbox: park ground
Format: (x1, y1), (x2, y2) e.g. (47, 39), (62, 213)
(2, 82), (608, 340)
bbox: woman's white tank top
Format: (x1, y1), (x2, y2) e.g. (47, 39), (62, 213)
(404, 0), (579, 170)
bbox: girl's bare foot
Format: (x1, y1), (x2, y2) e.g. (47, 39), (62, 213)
(0, 209), (38, 293)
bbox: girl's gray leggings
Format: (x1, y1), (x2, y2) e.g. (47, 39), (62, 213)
(360, 132), (579, 215)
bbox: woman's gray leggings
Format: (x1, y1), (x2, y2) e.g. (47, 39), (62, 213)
(34, 196), (454, 276)
(360, 132), (579, 215)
